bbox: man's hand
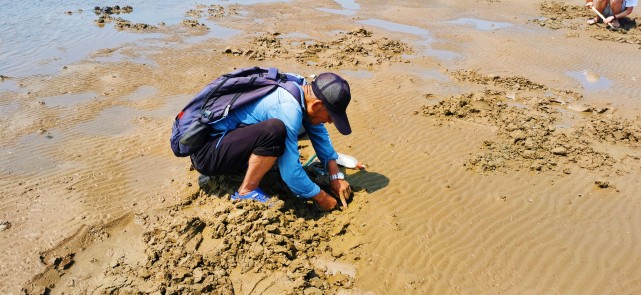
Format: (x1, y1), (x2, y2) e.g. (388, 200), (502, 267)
(585, 1), (593, 9)
(311, 190), (337, 211)
(330, 179), (352, 208)
(604, 15), (615, 24)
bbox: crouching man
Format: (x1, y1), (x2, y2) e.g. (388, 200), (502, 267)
(190, 71), (354, 211)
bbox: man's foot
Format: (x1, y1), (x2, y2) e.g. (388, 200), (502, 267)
(311, 193), (337, 211)
(587, 17), (599, 25)
(231, 188), (271, 203)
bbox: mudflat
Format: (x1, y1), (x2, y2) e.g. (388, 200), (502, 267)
(2, 0), (641, 294)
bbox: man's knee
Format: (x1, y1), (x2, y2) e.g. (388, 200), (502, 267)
(595, 0), (609, 9)
(262, 118), (287, 144)
(252, 119), (286, 157)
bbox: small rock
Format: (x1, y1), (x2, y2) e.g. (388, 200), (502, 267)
(110, 259), (120, 268)
(0, 221), (11, 231)
(330, 221), (349, 236)
(568, 104), (592, 112)
(331, 248), (343, 258)
(327, 273), (350, 286)
(66, 278), (75, 287)
(595, 180), (610, 188)
(506, 93), (516, 100)
(52, 254), (75, 270)
(511, 130), (526, 142)
(551, 147), (568, 156)
(613, 131), (627, 140)
(309, 277), (324, 288)
(193, 267), (205, 283)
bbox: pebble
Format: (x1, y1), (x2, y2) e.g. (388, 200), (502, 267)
(551, 147), (568, 156)
(0, 221), (11, 231)
(595, 180), (610, 188)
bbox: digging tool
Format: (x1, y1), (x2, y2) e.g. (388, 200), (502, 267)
(591, 6), (616, 29)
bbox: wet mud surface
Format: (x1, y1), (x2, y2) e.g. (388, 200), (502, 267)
(419, 70), (641, 173)
(23, 167), (367, 294)
(5, 0), (641, 294)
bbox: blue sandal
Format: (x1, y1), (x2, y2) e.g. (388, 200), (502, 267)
(231, 188), (271, 203)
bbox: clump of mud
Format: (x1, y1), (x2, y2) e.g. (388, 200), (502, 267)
(182, 4), (239, 30)
(0, 220), (11, 231)
(180, 19), (208, 29)
(451, 70), (583, 101)
(92, 5), (158, 31)
(94, 5), (134, 15)
(23, 171), (362, 294)
(451, 70), (548, 92)
(194, 4), (240, 18)
(223, 28), (412, 69)
(532, 1), (641, 47)
(579, 116), (641, 147)
(532, 0), (592, 30)
(417, 70), (634, 172)
(103, 201), (352, 294)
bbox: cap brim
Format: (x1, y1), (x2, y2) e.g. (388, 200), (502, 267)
(328, 110), (351, 135)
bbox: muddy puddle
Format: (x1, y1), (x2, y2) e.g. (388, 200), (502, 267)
(357, 18), (459, 61)
(447, 18), (513, 31)
(566, 70), (613, 91)
(317, 0), (360, 15)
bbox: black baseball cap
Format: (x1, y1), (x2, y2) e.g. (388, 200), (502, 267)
(311, 72), (352, 135)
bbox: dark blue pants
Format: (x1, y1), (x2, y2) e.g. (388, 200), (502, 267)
(190, 118), (286, 176)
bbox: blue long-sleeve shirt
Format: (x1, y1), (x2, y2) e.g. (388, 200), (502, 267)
(210, 84), (338, 198)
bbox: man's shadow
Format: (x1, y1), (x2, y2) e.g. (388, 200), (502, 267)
(617, 18), (637, 31)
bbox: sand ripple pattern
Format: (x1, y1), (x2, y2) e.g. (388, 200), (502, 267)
(343, 70), (641, 294)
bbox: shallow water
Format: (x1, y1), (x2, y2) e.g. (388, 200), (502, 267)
(358, 18), (459, 60)
(358, 18), (431, 37)
(317, 0), (360, 15)
(0, 0), (284, 78)
(447, 18), (513, 31)
(566, 70), (612, 91)
(333, 0), (360, 10)
(317, 8), (356, 16)
(43, 92), (97, 107)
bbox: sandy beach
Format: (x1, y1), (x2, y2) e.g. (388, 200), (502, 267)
(2, 0), (641, 293)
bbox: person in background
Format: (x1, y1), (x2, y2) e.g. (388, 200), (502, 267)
(586, 0), (637, 28)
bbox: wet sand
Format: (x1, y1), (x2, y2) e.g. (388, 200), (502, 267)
(2, 0), (641, 294)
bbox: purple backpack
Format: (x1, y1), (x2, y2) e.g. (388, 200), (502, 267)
(170, 67), (303, 157)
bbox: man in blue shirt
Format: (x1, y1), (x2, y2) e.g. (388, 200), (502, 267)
(190, 72), (353, 211)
